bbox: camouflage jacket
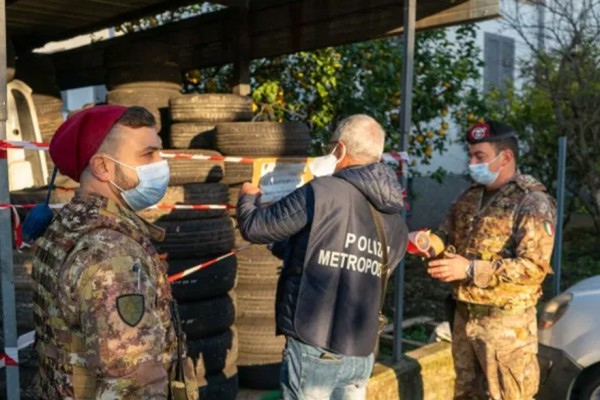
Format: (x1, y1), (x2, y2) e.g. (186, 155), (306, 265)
(439, 173), (556, 309)
(31, 193), (178, 399)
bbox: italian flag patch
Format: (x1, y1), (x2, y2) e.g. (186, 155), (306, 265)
(544, 221), (554, 236)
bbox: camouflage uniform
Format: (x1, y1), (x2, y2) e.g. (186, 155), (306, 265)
(438, 173), (556, 400)
(31, 193), (188, 399)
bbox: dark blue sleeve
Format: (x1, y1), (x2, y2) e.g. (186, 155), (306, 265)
(269, 240), (289, 259)
(236, 184), (314, 244)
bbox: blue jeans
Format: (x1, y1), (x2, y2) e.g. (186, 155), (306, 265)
(280, 337), (374, 400)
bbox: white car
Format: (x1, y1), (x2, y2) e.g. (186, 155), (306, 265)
(537, 276), (600, 400)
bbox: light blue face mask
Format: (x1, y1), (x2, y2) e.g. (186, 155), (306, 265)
(468, 152), (503, 186)
(108, 157), (170, 211)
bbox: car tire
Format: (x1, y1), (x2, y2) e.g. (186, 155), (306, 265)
(198, 367), (238, 400)
(236, 318), (285, 366)
(106, 85), (181, 132)
(187, 327), (238, 377)
(177, 294), (235, 340)
(162, 149), (224, 185)
(579, 371), (600, 400)
(236, 243), (281, 289)
(236, 287), (276, 319)
(215, 121), (311, 156)
(170, 94), (253, 123)
(169, 122), (216, 149)
(138, 183), (229, 222)
(107, 66), (183, 89)
(154, 217), (235, 259)
(221, 162), (253, 186)
(105, 42), (181, 89)
(168, 256), (237, 302)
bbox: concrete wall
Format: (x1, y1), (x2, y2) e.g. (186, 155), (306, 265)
(367, 342), (455, 400)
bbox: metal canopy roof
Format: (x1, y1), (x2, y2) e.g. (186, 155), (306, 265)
(5, 0), (500, 89)
(7, 0), (206, 49)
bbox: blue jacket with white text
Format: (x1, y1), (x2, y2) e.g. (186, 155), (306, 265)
(237, 163), (408, 356)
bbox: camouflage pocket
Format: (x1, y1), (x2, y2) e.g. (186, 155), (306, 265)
(170, 357), (199, 400)
(495, 344), (539, 399)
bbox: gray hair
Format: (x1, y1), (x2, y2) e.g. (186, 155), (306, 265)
(331, 114), (385, 163)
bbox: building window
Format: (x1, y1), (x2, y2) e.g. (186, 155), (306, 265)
(484, 32), (515, 92)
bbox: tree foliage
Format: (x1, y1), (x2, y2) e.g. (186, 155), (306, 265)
(186, 25), (485, 164)
(115, 2), (221, 33)
(487, 0), (600, 232)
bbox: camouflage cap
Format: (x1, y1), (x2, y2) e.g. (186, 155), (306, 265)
(466, 120), (517, 145)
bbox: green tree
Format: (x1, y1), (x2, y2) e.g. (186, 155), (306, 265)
(488, 0), (600, 233)
(188, 25), (485, 164)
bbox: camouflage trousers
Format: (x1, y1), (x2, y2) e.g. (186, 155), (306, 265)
(452, 304), (539, 400)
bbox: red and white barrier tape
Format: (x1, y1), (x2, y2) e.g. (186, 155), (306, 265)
(1, 245), (254, 367)
(1, 203), (234, 211)
(2, 202), (234, 250)
(0, 203), (65, 210)
(0, 140), (255, 163)
(0, 140), (49, 151)
(159, 152), (255, 164)
(382, 151), (409, 164)
(167, 245), (250, 283)
(0, 330), (35, 368)
(1, 140), (409, 166)
(149, 203), (236, 210)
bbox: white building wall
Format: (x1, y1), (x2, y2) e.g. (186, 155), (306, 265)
(414, 2), (538, 177)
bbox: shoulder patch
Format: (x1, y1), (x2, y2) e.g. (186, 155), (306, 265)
(116, 294), (145, 327)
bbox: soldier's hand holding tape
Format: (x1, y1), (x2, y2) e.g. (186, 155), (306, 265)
(427, 251), (471, 282)
(405, 230), (471, 282)
(406, 230), (445, 258)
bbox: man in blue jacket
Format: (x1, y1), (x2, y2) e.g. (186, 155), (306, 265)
(237, 114), (408, 400)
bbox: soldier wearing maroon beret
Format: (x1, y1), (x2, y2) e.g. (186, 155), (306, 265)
(426, 119), (557, 399)
(31, 105), (197, 399)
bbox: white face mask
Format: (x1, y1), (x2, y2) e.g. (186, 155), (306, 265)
(308, 144), (345, 177)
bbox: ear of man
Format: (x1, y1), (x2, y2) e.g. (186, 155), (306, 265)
(87, 155), (112, 182)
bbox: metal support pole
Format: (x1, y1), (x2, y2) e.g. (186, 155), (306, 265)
(232, 0), (251, 96)
(394, 0), (416, 362)
(0, 0), (22, 398)
(552, 136), (567, 297)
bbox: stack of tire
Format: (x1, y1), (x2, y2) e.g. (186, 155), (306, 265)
(215, 120), (312, 389)
(105, 42), (182, 144)
(137, 152), (238, 400)
(14, 53), (75, 189)
(139, 93), (253, 400)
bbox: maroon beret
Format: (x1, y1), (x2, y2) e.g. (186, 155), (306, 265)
(49, 105), (128, 182)
(467, 120), (517, 144)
